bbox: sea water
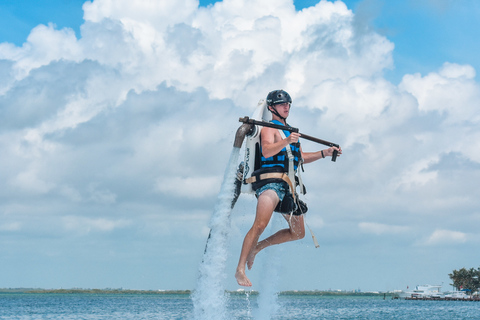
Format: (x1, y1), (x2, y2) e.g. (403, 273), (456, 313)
(1, 293), (479, 319)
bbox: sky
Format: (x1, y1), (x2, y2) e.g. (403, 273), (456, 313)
(0, 0), (479, 293)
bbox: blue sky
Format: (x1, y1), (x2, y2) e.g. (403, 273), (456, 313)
(1, 0), (480, 294)
(0, 0), (85, 44)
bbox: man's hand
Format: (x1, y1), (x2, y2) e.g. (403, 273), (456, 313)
(286, 132), (301, 144)
(326, 146), (342, 157)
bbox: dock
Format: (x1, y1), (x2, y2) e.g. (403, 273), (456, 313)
(404, 296), (480, 301)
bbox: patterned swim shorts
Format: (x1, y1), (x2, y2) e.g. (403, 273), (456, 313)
(255, 181), (288, 202)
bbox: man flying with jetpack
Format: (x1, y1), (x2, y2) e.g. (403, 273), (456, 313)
(235, 90), (342, 287)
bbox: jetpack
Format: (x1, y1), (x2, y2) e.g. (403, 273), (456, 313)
(237, 99), (272, 195)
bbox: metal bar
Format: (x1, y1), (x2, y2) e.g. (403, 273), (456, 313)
(239, 116), (340, 161)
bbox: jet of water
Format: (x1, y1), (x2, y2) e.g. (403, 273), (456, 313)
(192, 147), (241, 320)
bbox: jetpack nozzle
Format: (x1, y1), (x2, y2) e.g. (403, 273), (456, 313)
(233, 123), (253, 148)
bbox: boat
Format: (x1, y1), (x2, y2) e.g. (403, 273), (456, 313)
(397, 284), (444, 299)
(394, 284), (480, 301)
(444, 289), (471, 300)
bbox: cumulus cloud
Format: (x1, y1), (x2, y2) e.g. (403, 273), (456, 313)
(400, 62), (480, 125)
(0, 0), (476, 224)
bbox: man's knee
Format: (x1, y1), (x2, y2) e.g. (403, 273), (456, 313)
(252, 221), (269, 234)
(296, 228), (305, 240)
(291, 224), (305, 240)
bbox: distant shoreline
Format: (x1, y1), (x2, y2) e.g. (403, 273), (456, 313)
(0, 288), (388, 296)
(0, 288), (190, 295)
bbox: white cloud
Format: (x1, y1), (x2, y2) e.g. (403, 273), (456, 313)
(62, 216), (131, 234)
(0, 0), (478, 230)
(0, 23), (82, 80)
(400, 62), (480, 124)
(359, 222), (410, 235)
(155, 176), (221, 199)
(83, 0), (198, 29)
(423, 229), (467, 246)
(0, 222), (22, 231)
(10, 164), (55, 195)
(58, 185), (83, 202)
(87, 183), (117, 205)
(391, 156), (439, 190)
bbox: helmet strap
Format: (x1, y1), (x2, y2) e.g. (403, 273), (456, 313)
(268, 105), (286, 121)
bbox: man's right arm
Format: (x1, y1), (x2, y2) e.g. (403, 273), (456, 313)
(260, 127), (300, 158)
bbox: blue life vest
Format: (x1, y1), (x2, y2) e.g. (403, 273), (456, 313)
(260, 120), (302, 173)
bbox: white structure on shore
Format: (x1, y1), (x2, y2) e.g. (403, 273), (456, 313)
(397, 284), (443, 299)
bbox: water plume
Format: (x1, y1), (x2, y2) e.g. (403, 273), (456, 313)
(192, 147), (241, 320)
(254, 213), (282, 320)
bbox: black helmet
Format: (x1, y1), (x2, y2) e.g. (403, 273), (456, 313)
(266, 90), (292, 106)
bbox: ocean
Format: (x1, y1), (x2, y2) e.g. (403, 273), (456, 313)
(1, 292), (479, 320)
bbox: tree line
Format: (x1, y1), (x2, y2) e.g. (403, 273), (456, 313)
(449, 267), (480, 292)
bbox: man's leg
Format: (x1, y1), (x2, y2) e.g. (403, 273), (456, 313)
(235, 190), (279, 286)
(246, 213), (305, 270)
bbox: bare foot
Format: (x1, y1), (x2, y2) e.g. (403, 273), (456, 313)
(235, 269), (252, 287)
(246, 248), (258, 270)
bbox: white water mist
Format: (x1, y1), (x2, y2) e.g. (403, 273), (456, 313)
(192, 147), (241, 320)
(254, 213), (282, 320)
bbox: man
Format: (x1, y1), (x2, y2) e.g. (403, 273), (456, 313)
(235, 90), (342, 287)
